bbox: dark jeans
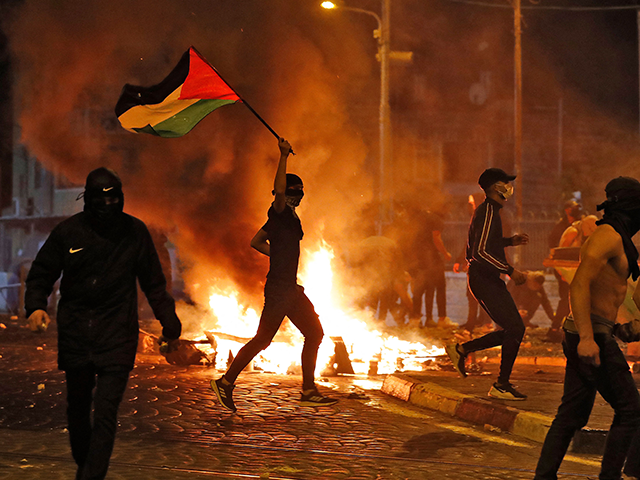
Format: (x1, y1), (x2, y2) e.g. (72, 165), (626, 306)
(65, 363), (130, 480)
(534, 332), (640, 480)
(462, 266), (525, 384)
(225, 284), (324, 391)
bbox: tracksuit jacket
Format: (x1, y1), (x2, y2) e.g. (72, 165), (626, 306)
(466, 197), (514, 276)
(25, 212), (181, 370)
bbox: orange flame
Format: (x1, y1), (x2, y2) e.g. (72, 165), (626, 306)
(201, 241), (444, 375)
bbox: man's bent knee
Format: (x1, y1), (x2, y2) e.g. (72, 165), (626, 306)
(304, 328), (323, 349)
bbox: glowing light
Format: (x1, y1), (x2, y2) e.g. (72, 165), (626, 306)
(195, 240), (444, 376)
(321, 1), (337, 10)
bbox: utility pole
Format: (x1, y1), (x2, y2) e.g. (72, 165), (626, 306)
(514, 0), (523, 222)
(378, 0), (391, 234)
(321, 0), (411, 234)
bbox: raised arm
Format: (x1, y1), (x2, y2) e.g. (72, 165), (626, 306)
(273, 138), (292, 213)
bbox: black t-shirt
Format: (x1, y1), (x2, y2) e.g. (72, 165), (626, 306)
(412, 211), (445, 266)
(261, 205), (304, 285)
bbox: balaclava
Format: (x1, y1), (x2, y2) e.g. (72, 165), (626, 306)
(596, 176), (640, 280)
(285, 173), (304, 208)
(81, 167), (125, 225)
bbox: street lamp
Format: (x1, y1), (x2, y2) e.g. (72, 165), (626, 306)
(322, 0), (391, 235)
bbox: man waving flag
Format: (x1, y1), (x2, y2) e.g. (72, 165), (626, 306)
(115, 47), (241, 138)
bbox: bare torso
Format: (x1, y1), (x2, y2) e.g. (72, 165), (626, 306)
(579, 224), (628, 322)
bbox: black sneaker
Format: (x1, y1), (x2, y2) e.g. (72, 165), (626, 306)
(488, 382), (527, 401)
(445, 343), (467, 378)
(300, 390), (338, 407)
(211, 378), (237, 412)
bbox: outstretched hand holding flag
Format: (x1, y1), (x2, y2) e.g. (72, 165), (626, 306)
(115, 47), (292, 153)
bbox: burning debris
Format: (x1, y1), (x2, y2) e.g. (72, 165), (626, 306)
(143, 241), (446, 371)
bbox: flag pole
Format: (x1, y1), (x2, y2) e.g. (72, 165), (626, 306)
(192, 47), (295, 155)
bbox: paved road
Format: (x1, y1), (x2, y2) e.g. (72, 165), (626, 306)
(0, 326), (603, 480)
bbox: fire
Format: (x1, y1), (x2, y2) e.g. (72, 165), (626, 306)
(202, 241), (444, 375)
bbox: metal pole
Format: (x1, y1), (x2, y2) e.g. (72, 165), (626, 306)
(514, 0), (523, 222)
(378, 0), (391, 235)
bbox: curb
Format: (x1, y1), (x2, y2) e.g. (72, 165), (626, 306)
(381, 373), (551, 443)
(381, 373), (605, 451)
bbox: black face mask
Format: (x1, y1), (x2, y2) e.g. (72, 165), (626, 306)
(597, 193), (640, 280)
(285, 188), (303, 207)
(89, 195), (123, 221)
(598, 197), (640, 236)
(81, 168), (125, 230)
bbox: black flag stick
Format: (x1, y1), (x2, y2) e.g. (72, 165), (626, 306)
(193, 48), (295, 155)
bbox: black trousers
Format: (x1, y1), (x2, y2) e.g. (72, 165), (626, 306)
(226, 284), (324, 391)
(461, 266), (525, 384)
(463, 285), (491, 329)
(412, 261), (447, 320)
(65, 363), (130, 480)
(534, 332), (640, 480)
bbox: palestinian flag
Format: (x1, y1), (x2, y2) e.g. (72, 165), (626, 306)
(115, 47), (241, 138)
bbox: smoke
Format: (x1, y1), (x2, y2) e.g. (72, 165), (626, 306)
(4, 0), (374, 308)
(5, 0), (640, 325)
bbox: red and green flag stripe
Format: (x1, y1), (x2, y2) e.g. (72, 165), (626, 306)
(115, 47), (241, 138)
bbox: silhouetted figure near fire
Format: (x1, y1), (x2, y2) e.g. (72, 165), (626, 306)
(445, 168), (530, 401)
(351, 235), (412, 326)
(211, 138), (337, 412)
(25, 167), (182, 480)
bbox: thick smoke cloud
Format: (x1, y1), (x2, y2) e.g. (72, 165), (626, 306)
(5, 0), (640, 317)
(5, 0), (374, 306)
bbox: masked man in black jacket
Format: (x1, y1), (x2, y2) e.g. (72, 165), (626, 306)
(25, 167), (182, 480)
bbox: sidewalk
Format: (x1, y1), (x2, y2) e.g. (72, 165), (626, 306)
(382, 356), (635, 454)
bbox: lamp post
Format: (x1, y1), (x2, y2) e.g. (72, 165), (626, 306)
(322, 0), (391, 235)
(513, 0), (523, 223)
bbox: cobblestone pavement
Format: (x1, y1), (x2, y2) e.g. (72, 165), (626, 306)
(0, 327), (601, 479)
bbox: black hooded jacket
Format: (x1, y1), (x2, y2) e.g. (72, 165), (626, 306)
(25, 212), (181, 370)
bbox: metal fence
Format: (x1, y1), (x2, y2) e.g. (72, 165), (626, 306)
(442, 219), (557, 271)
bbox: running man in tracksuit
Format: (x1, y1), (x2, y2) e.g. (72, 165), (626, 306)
(446, 168), (530, 400)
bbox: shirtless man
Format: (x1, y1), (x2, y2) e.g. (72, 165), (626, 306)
(534, 177), (640, 480)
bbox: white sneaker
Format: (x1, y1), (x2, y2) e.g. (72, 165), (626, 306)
(488, 382), (527, 401)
